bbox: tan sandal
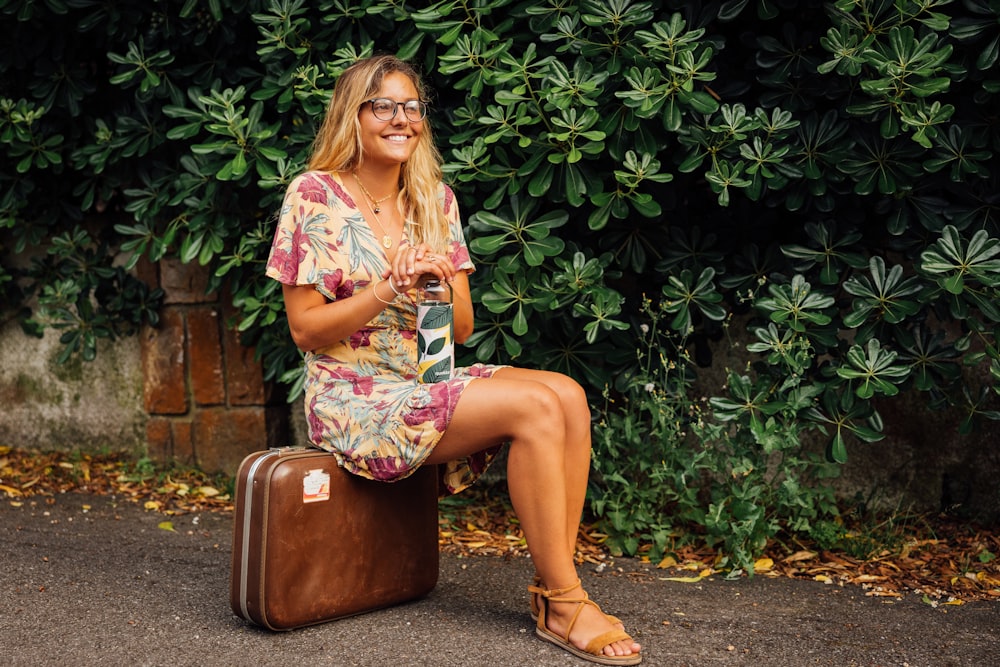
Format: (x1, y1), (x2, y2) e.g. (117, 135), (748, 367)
(528, 579), (642, 665)
(530, 575), (623, 628)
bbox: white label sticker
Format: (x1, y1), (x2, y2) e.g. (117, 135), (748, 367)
(302, 468), (331, 503)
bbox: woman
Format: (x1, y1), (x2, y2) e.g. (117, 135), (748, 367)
(265, 55), (641, 665)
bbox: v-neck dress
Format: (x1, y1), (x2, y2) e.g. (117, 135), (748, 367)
(265, 171), (504, 494)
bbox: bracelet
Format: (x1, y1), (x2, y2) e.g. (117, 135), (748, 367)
(386, 277), (402, 296)
(373, 278), (397, 305)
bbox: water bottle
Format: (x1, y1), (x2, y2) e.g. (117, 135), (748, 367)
(416, 280), (454, 383)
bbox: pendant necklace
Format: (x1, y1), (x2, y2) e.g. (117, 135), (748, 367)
(355, 172), (396, 214)
(355, 173), (398, 249)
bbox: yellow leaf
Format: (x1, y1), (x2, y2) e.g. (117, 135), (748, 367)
(814, 575), (832, 583)
(662, 575), (705, 583)
(158, 521), (175, 532)
(144, 500), (161, 511)
(194, 486), (219, 498)
(657, 556), (678, 569)
(943, 599), (964, 606)
(782, 550), (817, 563)
(0, 484), (23, 497)
(698, 568), (714, 578)
(754, 558), (774, 572)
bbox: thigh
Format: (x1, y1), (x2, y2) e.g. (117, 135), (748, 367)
(493, 367), (590, 419)
(424, 373), (562, 465)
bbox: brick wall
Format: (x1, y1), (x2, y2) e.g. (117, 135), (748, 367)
(138, 258), (289, 474)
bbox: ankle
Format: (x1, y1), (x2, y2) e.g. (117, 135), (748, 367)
(541, 578), (582, 598)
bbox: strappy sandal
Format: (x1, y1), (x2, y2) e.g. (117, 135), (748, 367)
(530, 575), (624, 628)
(529, 578), (642, 665)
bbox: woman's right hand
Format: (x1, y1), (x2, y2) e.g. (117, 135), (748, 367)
(389, 241), (455, 291)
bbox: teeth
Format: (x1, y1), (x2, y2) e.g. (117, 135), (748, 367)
(386, 136), (408, 142)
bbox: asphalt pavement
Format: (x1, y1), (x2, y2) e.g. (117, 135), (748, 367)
(2, 491), (998, 667)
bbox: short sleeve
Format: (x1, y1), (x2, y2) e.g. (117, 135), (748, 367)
(442, 183), (475, 274)
(266, 172), (356, 296)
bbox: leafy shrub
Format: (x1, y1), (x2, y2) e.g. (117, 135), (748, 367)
(3, 0), (999, 568)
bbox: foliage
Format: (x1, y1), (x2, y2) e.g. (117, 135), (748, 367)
(3, 0), (1000, 568)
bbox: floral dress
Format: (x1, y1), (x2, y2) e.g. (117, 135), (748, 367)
(265, 171), (504, 495)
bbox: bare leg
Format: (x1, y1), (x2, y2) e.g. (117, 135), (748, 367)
(427, 373), (640, 659)
(491, 367), (592, 558)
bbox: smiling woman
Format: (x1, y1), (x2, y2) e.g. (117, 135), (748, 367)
(264, 55), (642, 664)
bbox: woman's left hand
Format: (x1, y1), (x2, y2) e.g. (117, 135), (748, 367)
(388, 241), (455, 291)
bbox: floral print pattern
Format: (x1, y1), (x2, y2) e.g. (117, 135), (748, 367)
(266, 171), (504, 494)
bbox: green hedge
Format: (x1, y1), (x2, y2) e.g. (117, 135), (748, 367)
(3, 0), (999, 570)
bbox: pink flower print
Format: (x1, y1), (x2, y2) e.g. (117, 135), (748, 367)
(442, 183), (455, 215)
(267, 246), (297, 284)
(449, 239), (470, 268)
(321, 269), (344, 297)
(364, 455), (411, 482)
(323, 173), (355, 207)
(329, 367), (374, 396)
(403, 381), (460, 432)
(348, 329), (372, 350)
(297, 173), (328, 204)
(307, 396), (329, 440)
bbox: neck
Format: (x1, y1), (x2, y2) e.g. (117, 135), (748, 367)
(354, 164), (402, 193)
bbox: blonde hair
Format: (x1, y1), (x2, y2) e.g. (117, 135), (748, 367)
(308, 55), (449, 252)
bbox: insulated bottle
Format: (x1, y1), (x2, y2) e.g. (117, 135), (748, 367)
(416, 280), (453, 383)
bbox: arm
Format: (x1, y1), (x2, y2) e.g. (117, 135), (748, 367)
(284, 249), (467, 353)
(283, 278), (401, 353)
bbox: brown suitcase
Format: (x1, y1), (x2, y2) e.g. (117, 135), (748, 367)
(229, 446), (439, 630)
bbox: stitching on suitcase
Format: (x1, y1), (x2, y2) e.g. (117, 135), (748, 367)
(240, 451), (277, 622)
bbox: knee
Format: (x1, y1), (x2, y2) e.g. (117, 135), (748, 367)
(552, 373), (591, 422)
(513, 382), (566, 437)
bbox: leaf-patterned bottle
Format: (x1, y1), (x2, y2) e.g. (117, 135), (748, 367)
(416, 280), (454, 383)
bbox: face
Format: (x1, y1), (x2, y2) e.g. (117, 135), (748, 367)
(358, 71), (424, 169)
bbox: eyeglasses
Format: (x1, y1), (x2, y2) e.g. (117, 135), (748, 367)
(363, 98), (428, 122)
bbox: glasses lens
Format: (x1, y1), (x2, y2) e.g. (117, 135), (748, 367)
(370, 98), (396, 120)
(403, 100), (426, 121)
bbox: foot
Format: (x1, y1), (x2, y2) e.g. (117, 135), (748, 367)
(543, 583), (641, 659)
(531, 575), (626, 631)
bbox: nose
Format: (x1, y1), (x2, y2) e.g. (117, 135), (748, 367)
(389, 108), (408, 126)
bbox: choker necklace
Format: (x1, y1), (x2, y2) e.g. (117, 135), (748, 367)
(354, 172), (396, 214)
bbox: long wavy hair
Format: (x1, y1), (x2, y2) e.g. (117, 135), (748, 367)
(308, 55), (449, 252)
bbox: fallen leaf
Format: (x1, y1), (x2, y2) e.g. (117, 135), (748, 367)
(783, 550), (817, 563)
(657, 555), (678, 569)
(755, 558), (774, 572)
(158, 521), (175, 532)
(661, 576), (702, 583)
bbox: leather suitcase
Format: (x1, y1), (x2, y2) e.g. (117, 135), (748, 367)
(230, 446), (439, 630)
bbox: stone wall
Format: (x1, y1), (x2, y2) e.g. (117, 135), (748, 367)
(137, 258), (289, 473)
(0, 319), (146, 453)
(0, 258), (290, 475)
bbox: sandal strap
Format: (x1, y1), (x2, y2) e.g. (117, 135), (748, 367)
(583, 629), (636, 657)
(548, 593), (600, 642)
(536, 577), (582, 599)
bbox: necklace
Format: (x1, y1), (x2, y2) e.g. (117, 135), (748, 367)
(354, 172), (396, 214)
